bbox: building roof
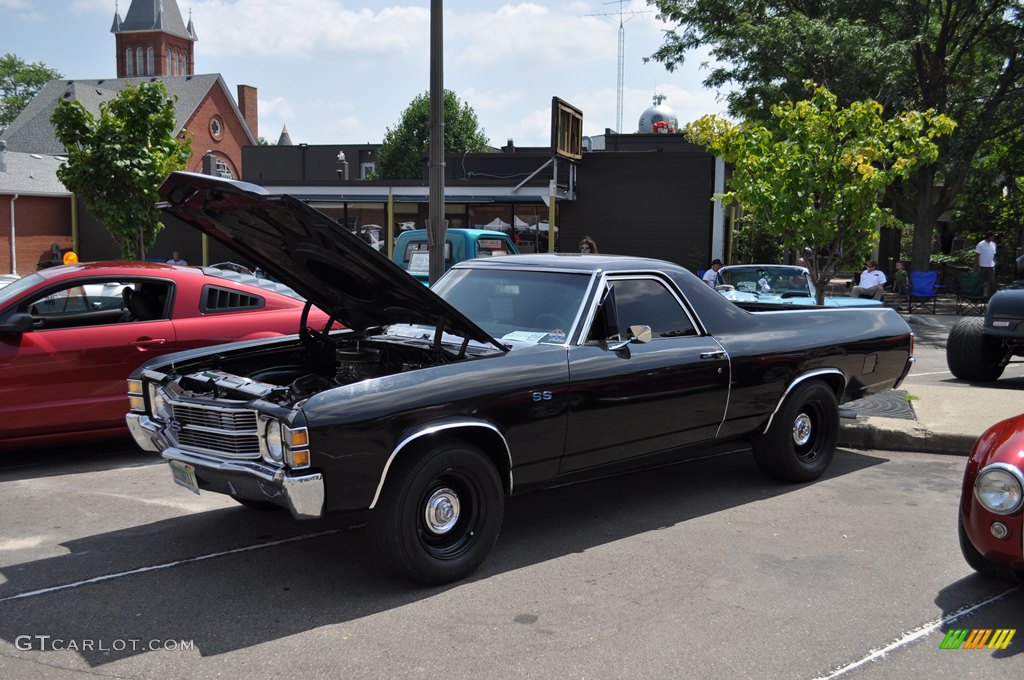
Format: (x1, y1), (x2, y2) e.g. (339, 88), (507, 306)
(112, 0), (196, 41)
(0, 146), (70, 196)
(1, 74), (255, 155)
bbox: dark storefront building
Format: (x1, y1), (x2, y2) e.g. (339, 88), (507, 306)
(236, 133), (725, 275)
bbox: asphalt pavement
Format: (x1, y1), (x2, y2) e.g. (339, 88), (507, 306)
(839, 311), (1024, 455)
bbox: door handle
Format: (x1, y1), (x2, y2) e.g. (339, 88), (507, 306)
(699, 350), (726, 360)
(132, 338), (167, 350)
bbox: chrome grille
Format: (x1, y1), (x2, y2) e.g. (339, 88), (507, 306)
(171, 404), (258, 431)
(168, 403), (260, 459)
(176, 428), (261, 457)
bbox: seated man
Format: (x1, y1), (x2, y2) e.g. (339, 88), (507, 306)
(851, 260), (886, 300)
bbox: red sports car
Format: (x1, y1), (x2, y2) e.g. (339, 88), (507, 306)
(0, 262), (333, 449)
(959, 412), (1024, 582)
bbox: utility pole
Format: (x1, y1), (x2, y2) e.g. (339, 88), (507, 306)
(428, 0), (446, 285)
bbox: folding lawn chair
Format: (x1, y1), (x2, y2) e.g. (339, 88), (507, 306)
(906, 270), (940, 314)
(955, 270), (989, 315)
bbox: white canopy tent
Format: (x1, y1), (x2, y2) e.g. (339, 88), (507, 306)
(480, 217), (511, 230)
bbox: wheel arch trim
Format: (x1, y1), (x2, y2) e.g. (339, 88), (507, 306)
(369, 420), (513, 509)
(762, 368), (845, 435)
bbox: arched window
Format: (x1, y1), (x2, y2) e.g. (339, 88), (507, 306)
(146, 48), (154, 75)
(167, 48), (173, 75)
(136, 48), (143, 75)
(125, 48), (134, 76)
(182, 54), (188, 75)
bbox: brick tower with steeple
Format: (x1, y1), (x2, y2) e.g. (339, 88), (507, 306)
(111, 0), (198, 78)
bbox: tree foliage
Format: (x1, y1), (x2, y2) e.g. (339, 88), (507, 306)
(51, 82), (191, 260)
(374, 89), (489, 180)
(686, 83), (955, 303)
(647, 0), (1024, 272)
(950, 128), (1024, 278)
(0, 53), (61, 133)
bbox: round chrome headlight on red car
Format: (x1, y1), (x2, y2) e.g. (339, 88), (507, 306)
(974, 463), (1024, 515)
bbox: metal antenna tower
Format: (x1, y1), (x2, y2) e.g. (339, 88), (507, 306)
(587, 1), (650, 132)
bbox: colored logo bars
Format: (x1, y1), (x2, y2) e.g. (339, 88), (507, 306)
(939, 629), (1016, 650)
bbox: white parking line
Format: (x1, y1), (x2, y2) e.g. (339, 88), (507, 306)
(0, 529), (340, 604)
(813, 585), (1020, 679)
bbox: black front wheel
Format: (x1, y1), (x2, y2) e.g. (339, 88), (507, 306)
(752, 381), (838, 482)
(367, 442), (504, 584)
(946, 317), (1005, 382)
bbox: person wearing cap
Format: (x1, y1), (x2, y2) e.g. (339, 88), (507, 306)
(702, 259), (722, 286)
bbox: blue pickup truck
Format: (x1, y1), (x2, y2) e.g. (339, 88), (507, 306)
(392, 229), (519, 283)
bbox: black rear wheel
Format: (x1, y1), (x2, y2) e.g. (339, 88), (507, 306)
(367, 442), (504, 584)
(752, 381), (838, 482)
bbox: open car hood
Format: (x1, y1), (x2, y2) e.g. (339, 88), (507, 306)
(158, 172), (504, 350)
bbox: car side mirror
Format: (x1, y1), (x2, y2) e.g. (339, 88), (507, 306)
(606, 325), (653, 351)
(0, 313), (34, 335)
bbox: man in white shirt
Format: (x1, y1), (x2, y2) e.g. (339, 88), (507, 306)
(852, 260), (886, 300)
(702, 259), (722, 286)
(976, 232), (996, 294)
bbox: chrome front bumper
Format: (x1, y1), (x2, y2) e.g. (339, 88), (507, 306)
(127, 413), (324, 519)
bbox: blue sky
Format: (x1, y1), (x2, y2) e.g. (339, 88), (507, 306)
(3, 0), (731, 147)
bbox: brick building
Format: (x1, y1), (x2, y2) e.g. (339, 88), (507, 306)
(0, 0), (258, 272)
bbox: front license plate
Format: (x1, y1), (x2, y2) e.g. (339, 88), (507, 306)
(168, 460), (200, 495)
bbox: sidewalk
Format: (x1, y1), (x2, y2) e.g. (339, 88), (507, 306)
(837, 312), (1022, 456)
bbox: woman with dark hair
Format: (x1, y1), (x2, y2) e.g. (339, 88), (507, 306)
(579, 236), (598, 254)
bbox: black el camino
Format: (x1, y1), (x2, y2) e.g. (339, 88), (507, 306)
(127, 172), (916, 584)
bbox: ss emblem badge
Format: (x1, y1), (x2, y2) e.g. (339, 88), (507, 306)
(531, 391), (553, 402)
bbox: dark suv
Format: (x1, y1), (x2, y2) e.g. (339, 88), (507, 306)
(946, 255), (1024, 381)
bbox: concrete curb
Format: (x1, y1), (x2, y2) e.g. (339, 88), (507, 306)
(839, 419), (976, 456)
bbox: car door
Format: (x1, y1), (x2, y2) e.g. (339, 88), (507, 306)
(0, 278), (177, 440)
(560, 275), (730, 473)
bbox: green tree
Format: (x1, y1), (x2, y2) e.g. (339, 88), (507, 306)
(0, 53), (61, 132)
(51, 82), (191, 260)
(374, 89), (489, 180)
(647, 0), (1024, 272)
(950, 128), (1024, 278)
(686, 83), (955, 304)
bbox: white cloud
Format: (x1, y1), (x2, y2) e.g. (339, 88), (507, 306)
(194, 0), (429, 59)
(259, 95), (296, 121)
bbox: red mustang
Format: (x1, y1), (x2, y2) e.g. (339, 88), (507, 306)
(0, 262), (332, 449)
(959, 412), (1024, 582)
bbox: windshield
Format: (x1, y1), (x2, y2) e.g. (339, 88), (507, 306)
(428, 267), (592, 345)
(717, 266), (815, 297)
(0, 272), (45, 307)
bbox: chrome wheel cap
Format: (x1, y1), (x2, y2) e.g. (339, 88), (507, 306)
(424, 487), (460, 535)
(792, 413), (813, 447)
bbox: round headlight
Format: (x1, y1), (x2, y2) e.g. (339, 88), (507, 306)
(265, 421), (284, 463)
(975, 466), (1024, 515)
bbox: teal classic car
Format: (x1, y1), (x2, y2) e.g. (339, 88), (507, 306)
(713, 264), (884, 308)
(392, 229), (518, 283)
